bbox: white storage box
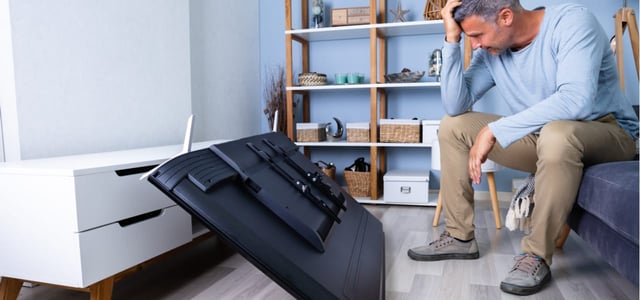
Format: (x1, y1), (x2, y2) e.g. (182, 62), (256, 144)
(421, 120), (440, 145)
(346, 122), (370, 142)
(383, 170), (430, 204)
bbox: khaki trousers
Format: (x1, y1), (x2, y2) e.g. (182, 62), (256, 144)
(439, 112), (636, 265)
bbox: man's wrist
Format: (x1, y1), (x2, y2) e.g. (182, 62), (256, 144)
(445, 35), (461, 43)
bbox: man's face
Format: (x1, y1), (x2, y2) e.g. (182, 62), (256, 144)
(460, 15), (511, 55)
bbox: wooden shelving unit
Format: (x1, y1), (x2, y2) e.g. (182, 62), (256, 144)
(284, 0), (445, 203)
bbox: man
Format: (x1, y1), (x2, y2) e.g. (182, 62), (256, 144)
(407, 0), (639, 296)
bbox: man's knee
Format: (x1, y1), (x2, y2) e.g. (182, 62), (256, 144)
(537, 121), (582, 160)
(439, 114), (472, 138)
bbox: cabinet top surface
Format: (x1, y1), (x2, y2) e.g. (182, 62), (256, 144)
(0, 140), (224, 176)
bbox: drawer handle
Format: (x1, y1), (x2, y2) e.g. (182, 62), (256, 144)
(118, 209), (162, 227)
(115, 165), (158, 176)
(400, 186), (411, 194)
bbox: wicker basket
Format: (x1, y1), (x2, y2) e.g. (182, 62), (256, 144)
(379, 119), (421, 143)
(297, 72), (327, 86)
(315, 160), (336, 180)
(424, 0), (446, 20)
(344, 170), (370, 197)
(296, 123), (327, 142)
(346, 122), (370, 142)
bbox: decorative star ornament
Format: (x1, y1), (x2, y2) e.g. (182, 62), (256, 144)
(390, 1), (410, 22)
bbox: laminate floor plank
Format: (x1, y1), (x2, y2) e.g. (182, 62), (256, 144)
(14, 198), (639, 300)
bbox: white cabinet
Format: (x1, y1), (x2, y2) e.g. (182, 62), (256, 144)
(0, 141), (220, 288)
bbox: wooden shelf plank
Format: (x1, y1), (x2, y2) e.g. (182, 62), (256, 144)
(285, 20), (445, 42)
(296, 141), (435, 147)
(287, 81), (440, 91)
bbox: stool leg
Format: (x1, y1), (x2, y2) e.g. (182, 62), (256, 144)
(556, 224), (571, 249)
(432, 191), (442, 227)
(486, 172), (502, 229)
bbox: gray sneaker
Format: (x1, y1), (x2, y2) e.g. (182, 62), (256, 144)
(407, 231), (479, 261)
(500, 253), (551, 295)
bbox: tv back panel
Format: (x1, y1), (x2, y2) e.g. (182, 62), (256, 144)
(147, 132), (385, 300)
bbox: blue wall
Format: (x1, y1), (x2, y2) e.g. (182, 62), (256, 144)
(260, 0), (640, 192)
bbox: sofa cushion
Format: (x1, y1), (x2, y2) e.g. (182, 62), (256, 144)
(575, 161), (639, 245)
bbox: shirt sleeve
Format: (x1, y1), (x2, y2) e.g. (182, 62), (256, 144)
(440, 41), (496, 116)
(489, 7), (604, 147)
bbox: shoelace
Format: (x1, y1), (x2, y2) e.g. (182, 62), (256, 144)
(428, 231), (454, 248)
(511, 254), (542, 275)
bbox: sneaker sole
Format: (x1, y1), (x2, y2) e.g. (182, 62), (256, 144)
(407, 249), (479, 261)
(500, 272), (552, 296)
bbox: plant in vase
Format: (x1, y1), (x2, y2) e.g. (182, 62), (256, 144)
(263, 65), (289, 133)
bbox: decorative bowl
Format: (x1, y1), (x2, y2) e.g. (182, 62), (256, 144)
(384, 70), (426, 83)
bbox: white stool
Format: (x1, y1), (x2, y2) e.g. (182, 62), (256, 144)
(431, 140), (503, 228)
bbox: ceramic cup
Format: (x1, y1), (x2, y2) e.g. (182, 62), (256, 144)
(347, 72), (360, 84)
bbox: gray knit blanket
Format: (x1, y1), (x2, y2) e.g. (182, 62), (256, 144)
(505, 174), (535, 232)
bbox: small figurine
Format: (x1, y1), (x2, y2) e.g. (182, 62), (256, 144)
(429, 48), (443, 81)
(391, 1), (410, 22)
(312, 0), (324, 28)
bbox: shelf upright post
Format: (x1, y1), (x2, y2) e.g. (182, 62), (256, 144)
(377, 0), (388, 184)
(285, 0), (295, 139)
(368, 0), (381, 199)
(285, 0), (311, 141)
(300, 0), (311, 126)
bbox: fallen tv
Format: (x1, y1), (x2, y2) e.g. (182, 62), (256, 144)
(147, 132), (385, 300)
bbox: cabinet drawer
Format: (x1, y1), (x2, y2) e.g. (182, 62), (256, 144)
(74, 167), (175, 232)
(77, 205), (192, 287)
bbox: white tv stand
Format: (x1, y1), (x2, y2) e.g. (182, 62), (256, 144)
(0, 140), (223, 300)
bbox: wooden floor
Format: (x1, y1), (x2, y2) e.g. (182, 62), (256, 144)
(15, 198), (639, 300)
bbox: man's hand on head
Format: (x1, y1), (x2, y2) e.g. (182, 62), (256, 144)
(441, 0), (463, 43)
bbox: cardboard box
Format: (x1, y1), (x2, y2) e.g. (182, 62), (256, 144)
(421, 120), (440, 145)
(331, 7), (370, 26)
(379, 119), (421, 143)
(384, 170), (430, 204)
(346, 122), (370, 142)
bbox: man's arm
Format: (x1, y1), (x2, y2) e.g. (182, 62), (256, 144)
(488, 7), (605, 148)
(439, 0), (495, 116)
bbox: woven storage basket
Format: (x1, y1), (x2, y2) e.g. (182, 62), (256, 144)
(344, 170), (370, 197)
(296, 123), (326, 142)
(424, 0), (446, 20)
(315, 161), (336, 180)
(297, 72), (327, 86)
(322, 167), (336, 180)
(346, 122), (370, 142)
(379, 119), (421, 143)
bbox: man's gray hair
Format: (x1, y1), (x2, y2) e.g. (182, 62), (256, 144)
(453, 0), (523, 23)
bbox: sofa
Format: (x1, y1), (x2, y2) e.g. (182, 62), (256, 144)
(567, 159), (639, 285)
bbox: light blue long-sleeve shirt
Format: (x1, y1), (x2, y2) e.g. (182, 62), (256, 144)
(440, 4), (639, 148)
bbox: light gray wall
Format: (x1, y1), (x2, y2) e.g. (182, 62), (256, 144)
(0, 0), (16, 162)
(3, 0), (192, 160)
(190, 0), (261, 142)
(0, 0), (261, 161)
